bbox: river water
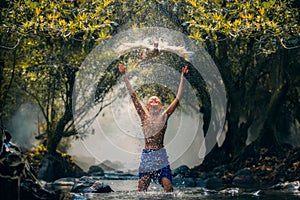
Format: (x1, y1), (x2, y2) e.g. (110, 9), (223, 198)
(65, 180), (300, 200)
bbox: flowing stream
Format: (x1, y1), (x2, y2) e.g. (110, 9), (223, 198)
(61, 179), (300, 200)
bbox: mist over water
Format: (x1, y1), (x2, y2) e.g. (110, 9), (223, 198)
(7, 103), (41, 149)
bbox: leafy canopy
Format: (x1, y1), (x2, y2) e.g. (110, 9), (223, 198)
(183, 0), (299, 54)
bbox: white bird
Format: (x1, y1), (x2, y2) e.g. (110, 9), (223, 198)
(116, 38), (193, 61)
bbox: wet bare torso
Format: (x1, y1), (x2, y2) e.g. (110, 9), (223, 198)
(142, 113), (168, 150)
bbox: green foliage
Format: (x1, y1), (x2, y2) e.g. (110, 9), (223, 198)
(1, 0), (116, 42)
(183, 0), (299, 54)
(0, 0), (117, 152)
(176, 0), (300, 155)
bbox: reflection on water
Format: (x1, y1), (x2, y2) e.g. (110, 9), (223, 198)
(65, 180), (300, 200)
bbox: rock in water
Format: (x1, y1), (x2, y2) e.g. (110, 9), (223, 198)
(71, 176), (114, 193)
(38, 153), (86, 182)
(88, 165), (104, 176)
(0, 130), (59, 200)
(172, 165), (192, 178)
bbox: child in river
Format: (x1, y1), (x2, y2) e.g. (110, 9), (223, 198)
(118, 63), (188, 192)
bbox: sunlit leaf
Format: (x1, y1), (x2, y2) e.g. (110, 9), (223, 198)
(36, 8), (41, 16)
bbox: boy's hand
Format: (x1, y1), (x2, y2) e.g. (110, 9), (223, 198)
(182, 66), (188, 75)
(118, 64), (126, 75)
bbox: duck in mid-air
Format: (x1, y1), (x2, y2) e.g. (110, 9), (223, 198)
(116, 38), (193, 61)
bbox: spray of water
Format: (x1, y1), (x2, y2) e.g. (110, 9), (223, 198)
(71, 27), (227, 171)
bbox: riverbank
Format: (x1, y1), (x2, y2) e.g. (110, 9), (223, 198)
(191, 145), (300, 189)
(2, 139), (300, 199)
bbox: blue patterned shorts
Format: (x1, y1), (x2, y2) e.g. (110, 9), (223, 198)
(138, 148), (172, 184)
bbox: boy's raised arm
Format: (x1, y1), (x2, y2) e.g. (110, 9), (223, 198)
(163, 66), (188, 117)
(119, 64), (147, 121)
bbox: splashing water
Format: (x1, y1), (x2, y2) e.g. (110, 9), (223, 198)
(116, 37), (193, 61)
(65, 180), (300, 200)
(71, 27), (226, 174)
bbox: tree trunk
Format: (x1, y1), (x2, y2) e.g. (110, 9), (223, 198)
(222, 90), (247, 156)
(257, 48), (290, 147)
(47, 66), (75, 155)
(0, 50), (16, 124)
(47, 109), (73, 155)
(199, 38), (258, 169)
(0, 60), (4, 124)
(258, 81), (289, 147)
